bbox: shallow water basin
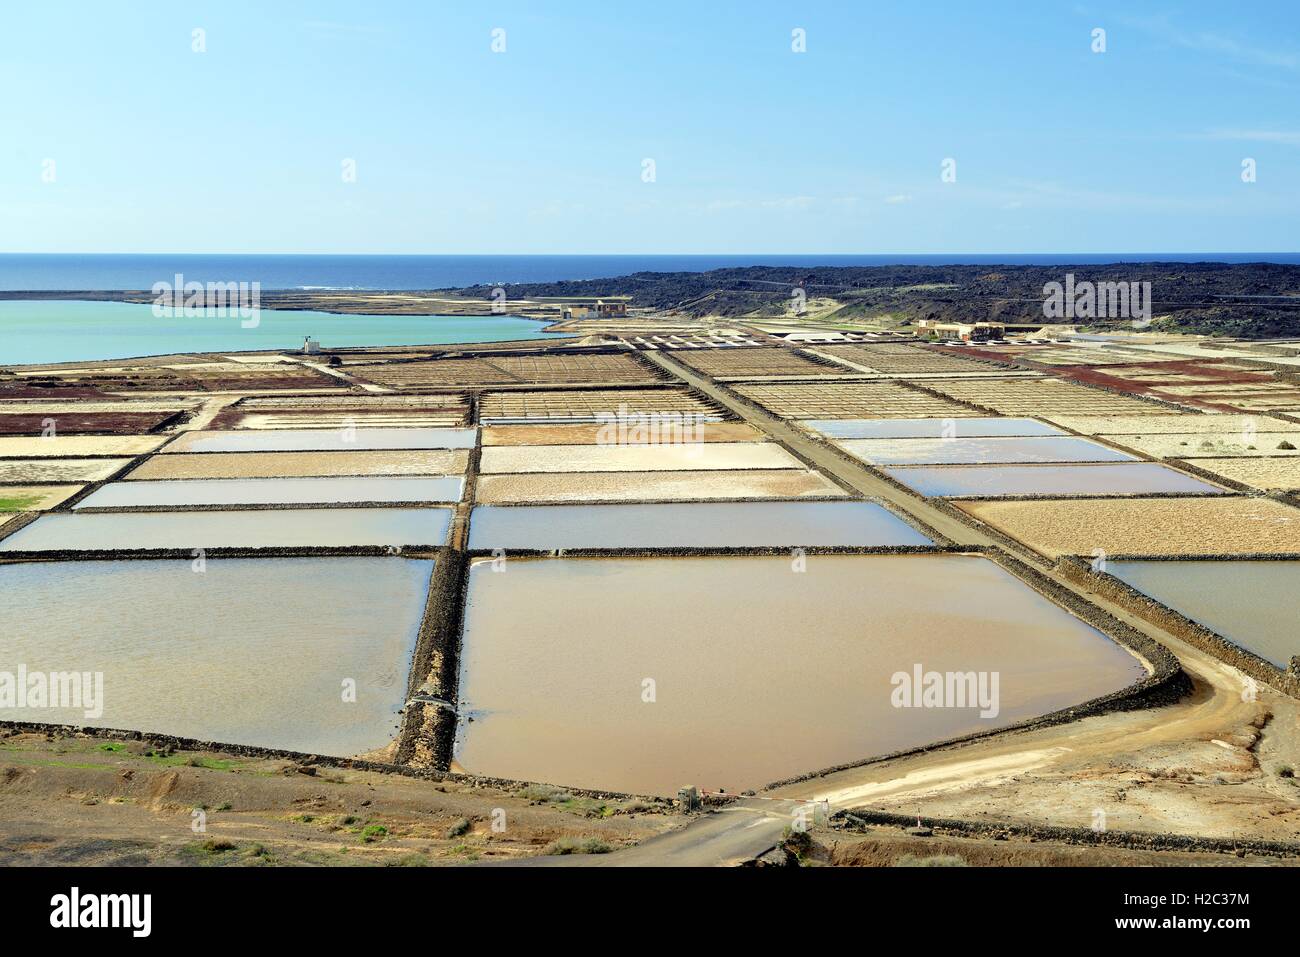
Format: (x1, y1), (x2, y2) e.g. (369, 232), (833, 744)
(467, 501), (931, 549)
(0, 557), (432, 756)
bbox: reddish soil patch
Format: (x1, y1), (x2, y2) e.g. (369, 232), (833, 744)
(0, 411), (182, 435)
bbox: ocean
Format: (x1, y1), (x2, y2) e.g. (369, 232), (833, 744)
(2, 253), (1298, 291)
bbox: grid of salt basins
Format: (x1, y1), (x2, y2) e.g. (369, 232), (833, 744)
(803, 416), (1228, 499)
(0, 427), (470, 758)
(447, 418), (1154, 798)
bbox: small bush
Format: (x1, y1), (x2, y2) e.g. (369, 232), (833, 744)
(517, 784), (574, 803)
(543, 836), (612, 856)
(446, 817), (471, 838)
(892, 854), (967, 867)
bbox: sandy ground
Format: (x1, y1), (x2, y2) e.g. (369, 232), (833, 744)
(481, 422), (763, 446)
(731, 381), (976, 419)
(475, 469), (847, 503)
(923, 378), (1183, 417)
(163, 428), (475, 453)
(0, 732), (675, 866)
(0, 458), (131, 482)
(958, 496), (1300, 557)
(128, 449), (470, 480)
(238, 413), (466, 430)
(813, 825), (1295, 867)
(0, 435), (166, 457)
(1047, 413), (1300, 435)
(0, 484), (83, 510)
(479, 442), (802, 474)
(1175, 457), (1300, 491)
(1102, 433), (1300, 458)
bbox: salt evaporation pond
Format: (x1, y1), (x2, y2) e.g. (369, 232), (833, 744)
(1109, 560), (1300, 669)
(837, 435), (1137, 466)
(467, 501), (931, 550)
(885, 463), (1225, 498)
(0, 557), (432, 756)
(75, 476), (463, 509)
(164, 428), (476, 453)
(0, 507), (451, 551)
(454, 554), (1145, 795)
(806, 417), (1064, 439)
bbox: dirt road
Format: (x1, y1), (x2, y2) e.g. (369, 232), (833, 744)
(649, 350), (1300, 845)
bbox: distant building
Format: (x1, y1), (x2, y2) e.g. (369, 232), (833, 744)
(562, 300), (628, 321)
(302, 337), (321, 354)
(916, 320), (1005, 342)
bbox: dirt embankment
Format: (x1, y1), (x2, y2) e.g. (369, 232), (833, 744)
(0, 730), (675, 866)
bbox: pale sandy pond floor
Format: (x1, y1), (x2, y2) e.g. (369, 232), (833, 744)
(958, 497), (1300, 557)
(475, 469), (846, 503)
(163, 427), (476, 453)
(0, 557), (432, 756)
(0, 458), (132, 483)
(75, 476), (464, 509)
(0, 435), (166, 457)
(478, 442), (802, 473)
(454, 554), (1145, 796)
(128, 449), (469, 480)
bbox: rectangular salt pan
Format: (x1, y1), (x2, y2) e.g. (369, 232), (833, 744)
(454, 555), (1145, 796)
(0, 557), (432, 756)
(884, 463), (1225, 497)
(1109, 560), (1300, 670)
(75, 476), (463, 508)
(805, 417), (1064, 439)
(163, 428), (476, 453)
(837, 435), (1137, 466)
(0, 507), (452, 551)
(468, 501), (932, 549)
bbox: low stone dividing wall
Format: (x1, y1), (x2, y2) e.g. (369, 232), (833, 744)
(1058, 554), (1300, 699)
(835, 808), (1300, 858)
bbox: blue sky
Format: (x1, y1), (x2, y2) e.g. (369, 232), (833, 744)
(2, 1), (1298, 254)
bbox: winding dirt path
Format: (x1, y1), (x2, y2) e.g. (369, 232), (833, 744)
(648, 349), (1300, 841)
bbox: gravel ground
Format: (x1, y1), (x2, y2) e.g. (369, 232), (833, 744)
(479, 442), (802, 474)
(1174, 457), (1300, 491)
(958, 496), (1300, 557)
(0, 484), (84, 511)
(0, 458), (131, 483)
(1102, 433), (1300, 458)
(482, 422), (763, 445)
(1048, 413), (1300, 435)
(128, 449), (470, 480)
(0, 435), (166, 457)
(475, 469), (847, 503)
